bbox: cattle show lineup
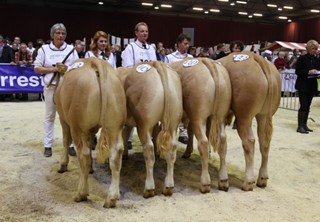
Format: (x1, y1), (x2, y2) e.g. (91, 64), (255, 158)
(1, 0), (320, 221)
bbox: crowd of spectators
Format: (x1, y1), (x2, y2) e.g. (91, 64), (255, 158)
(0, 32), (315, 101)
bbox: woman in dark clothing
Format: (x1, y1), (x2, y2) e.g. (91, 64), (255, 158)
(295, 40), (320, 134)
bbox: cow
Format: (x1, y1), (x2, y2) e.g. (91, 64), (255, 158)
(169, 57), (232, 193)
(55, 57), (127, 208)
(218, 52), (281, 191)
(117, 61), (183, 198)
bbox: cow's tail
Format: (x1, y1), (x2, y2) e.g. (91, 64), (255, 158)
(92, 58), (109, 164)
(252, 53), (275, 145)
(153, 61), (172, 158)
(202, 58), (220, 152)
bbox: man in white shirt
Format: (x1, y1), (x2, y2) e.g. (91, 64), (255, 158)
(121, 22), (157, 149)
(165, 33), (193, 144)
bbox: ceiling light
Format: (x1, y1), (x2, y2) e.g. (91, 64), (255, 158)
(310, 9), (320, 13)
(236, 1), (247, 4)
(210, 9), (220, 12)
(238, 11), (248, 15)
(98, 1), (103, 5)
(278, 7), (282, 11)
(283, 6), (293, 10)
(204, 11), (209, 14)
(248, 15), (253, 18)
(267, 4), (277, 7)
(141, 3), (153, 6)
(193, 7), (203, 11)
(230, 2), (235, 6)
(253, 13), (263, 17)
(154, 6), (159, 10)
(218, 0), (229, 2)
(279, 16), (287, 19)
(161, 4), (172, 8)
(288, 19), (292, 22)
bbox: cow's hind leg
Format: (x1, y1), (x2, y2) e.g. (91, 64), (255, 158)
(237, 118), (256, 191)
(193, 121), (211, 193)
(73, 132), (91, 202)
(217, 123), (229, 191)
(256, 114), (272, 188)
(138, 127), (156, 198)
(58, 118), (71, 173)
(104, 130), (124, 208)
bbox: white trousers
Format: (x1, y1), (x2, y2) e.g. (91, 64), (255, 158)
(43, 85), (56, 148)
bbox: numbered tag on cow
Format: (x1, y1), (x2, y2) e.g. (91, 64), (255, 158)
(136, 64), (151, 73)
(69, 62), (84, 71)
(233, 54), (249, 62)
(183, 59), (199, 68)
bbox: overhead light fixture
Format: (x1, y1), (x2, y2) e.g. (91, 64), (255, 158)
(204, 11), (209, 14)
(310, 9), (320, 13)
(210, 9), (220, 12)
(230, 2), (235, 6)
(218, 0), (229, 2)
(288, 19), (292, 22)
(253, 13), (263, 16)
(193, 7), (203, 11)
(278, 7), (282, 11)
(267, 4), (277, 8)
(248, 15), (253, 18)
(236, 1), (247, 4)
(154, 6), (159, 10)
(98, 1), (103, 5)
(161, 4), (172, 8)
(279, 16), (287, 19)
(283, 6), (293, 10)
(238, 11), (248, 15)
(141, 3), (153, 6)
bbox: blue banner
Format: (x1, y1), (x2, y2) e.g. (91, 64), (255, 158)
(0, 64), (44, 93)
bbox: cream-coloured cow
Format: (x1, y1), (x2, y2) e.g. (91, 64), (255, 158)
(117, 61), (183, 198)
(218, 52), (281, 191)
(55, 57), (126, 208)
(169, 58), (232, 193)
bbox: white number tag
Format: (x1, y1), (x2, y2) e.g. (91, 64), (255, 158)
(136, 64), (151, 73)
(233, 54), (249, 62)
(183, 59), (199, 67)
(69, 62), (84, 71)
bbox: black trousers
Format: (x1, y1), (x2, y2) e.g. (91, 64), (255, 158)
(298, 91), (315, 112)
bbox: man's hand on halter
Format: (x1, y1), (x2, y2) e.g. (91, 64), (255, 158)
(56, 62), (68, 75)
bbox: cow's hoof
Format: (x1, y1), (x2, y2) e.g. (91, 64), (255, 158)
(58, 165), (68, 173)
(257, 177), (268, 188)
(163, 186), (174, 196)
(218, 179), (229, 192)
(104, 199), (117, 208)
(200, 184), (211, 193)
(74, 194), (88, 202)
(143, 189), (155, 198)
(182, 152), (191, 159)
(242, 181), (255, 191)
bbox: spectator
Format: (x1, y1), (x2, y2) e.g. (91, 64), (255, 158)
(15, 42), (33, 65)
(13, 36), (21, 48)
(262, 50), (273, 61)
(197, 47), (210, 58)
(112, 44), (122, 68)
(27, 41), (35, 54)
(75, 42), (85, 58)
(34, 23), (79, 157)
(214, 43), (227, 60)
(85, 31), (116, 68)
(32, 38), (44, 61)
(188, 46), (197, 57)
(229, 40), (244, 53)
(11, 43), (19, 55)
(287, 49), (300, 69)
(165, 33), (193, 144)
(274, 51), (286, 71)
(0, 34), (15, 101)
(121, 22), (157, 149)
(295, 40), (320, 134)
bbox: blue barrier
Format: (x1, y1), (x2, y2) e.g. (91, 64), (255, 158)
(0, 64), (44, 93)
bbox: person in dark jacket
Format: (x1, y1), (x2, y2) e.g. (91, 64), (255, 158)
(295, 40), (320, 134)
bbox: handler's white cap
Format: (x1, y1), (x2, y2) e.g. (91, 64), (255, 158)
(264, 50), (272, 55)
